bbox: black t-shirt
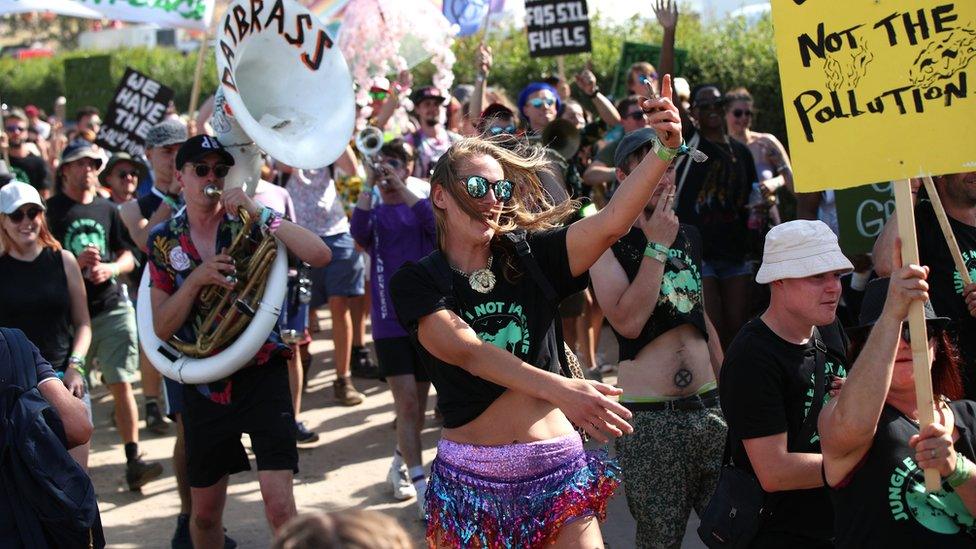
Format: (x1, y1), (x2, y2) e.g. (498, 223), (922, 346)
(609, 224), (707, 361)
(719, 318), (849, 541)
(8, 153), (51, 192)
(915, 200), (976, 399)
(390, 228), (588, 428)
(0, 249), (73, 371)
(832, 401), (976, 547)
(46, 194), (128, 317)
(674, 133), (757, 263)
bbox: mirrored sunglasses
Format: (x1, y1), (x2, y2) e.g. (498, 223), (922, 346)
(488, 124), (516, 135)
(462, 175), (513, 202)
(529, 97), (556, 108)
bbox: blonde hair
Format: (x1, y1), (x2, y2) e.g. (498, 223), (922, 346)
(0, 210), (61, 256)
(272, 510), (412, 549)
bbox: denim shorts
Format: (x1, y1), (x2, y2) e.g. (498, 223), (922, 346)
(701, 259), (752, 280)
(311, 232), (365, 307)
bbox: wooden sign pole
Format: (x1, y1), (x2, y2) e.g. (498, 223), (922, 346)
(893, 178), (941, 492)
(187, 34), (209, 127)
(921, 175), (973, 286)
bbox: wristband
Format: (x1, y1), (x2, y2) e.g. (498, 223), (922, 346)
(946, 454), (976, 489)
(111, 263), (120, 277)
(258, 206), (274, 226)
(68, 354), (87, 377)
(652, 137), (689, 163)
(644, 242), (669, 264)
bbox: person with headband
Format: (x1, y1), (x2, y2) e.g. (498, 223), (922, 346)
(390, 75), (684, 547)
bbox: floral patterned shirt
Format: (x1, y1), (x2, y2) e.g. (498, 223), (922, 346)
(147, 210), (291, 404)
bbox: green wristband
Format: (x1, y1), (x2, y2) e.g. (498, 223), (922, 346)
(644, 242), (668, 264)
(947, 454), (975, 488)
(68, 355), (87, 377)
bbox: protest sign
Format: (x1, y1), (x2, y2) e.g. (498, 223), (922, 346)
(834, 183), (894, 256)
(95, 68), (174, 157)
(0, 0), (214, 30)
(770, 0), (976, 192)
(611, 41), (689, 99)
(525, 0), (591, 57)
(64, 55), (114, 125)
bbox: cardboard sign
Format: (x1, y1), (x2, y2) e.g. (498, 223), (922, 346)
(834, 183), (895, 256)
(525, 0), (591, 58)
(770, 0), (976, 192)
(95, 68), (174, 157)
(611, 41), (689, 99)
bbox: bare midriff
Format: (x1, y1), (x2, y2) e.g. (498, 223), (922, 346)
(441, 388), (576, 446)
(617, 323), (715, 401)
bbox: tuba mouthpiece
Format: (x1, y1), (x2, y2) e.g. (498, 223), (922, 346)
(203, 185), (222, 198)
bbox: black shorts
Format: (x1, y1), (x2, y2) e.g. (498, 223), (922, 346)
(374, 336), (430, 382)
(182, 358), (298, 488)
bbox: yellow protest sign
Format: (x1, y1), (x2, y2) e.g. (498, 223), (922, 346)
(770, 1), (976, 192)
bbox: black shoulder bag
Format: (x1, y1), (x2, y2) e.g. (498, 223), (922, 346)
(697, 329), (828, 548)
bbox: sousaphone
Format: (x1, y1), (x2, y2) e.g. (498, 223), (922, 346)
(137, 0), (355, 384)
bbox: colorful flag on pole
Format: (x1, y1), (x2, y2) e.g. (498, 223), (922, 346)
(0, 0), (215, 30)
(443, 0), (504, 37)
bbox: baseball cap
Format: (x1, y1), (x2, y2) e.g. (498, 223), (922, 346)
(145, 119), (188, 149)
(0, 181), (45, 214)
(175, 135), (235, 170)
(756, 220), (854, 284)
(24, 105), (40, 118)
(410, 86), (447, 106)
(614, 128), (656, 169)
(370, 77), (391, 92)
(99, 152), (149, 185)
(60, 140), (104, 168)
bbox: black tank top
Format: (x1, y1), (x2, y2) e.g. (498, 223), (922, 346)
(0, 248), (73, 371)
(831, 401), (976, 547)
(609, 225), (708, 361)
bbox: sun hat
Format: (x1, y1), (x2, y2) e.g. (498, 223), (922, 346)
(755, 220), (853, 284)
(99, 152), (149, 185)
(60, 140), (104, 168)
(0, 181), (45, 214)
(848, 277), (950, 335)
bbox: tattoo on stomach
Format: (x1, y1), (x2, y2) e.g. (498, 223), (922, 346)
(674, 368), (693, 388)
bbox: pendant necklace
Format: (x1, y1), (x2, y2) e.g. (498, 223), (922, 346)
(452, 256), (496, 294)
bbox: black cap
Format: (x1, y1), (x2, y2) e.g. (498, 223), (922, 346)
(850, 277), (951, 334)
(175, 135), (235, 170)
(410, 86), (447, 106)
(614, 128), (656, 169)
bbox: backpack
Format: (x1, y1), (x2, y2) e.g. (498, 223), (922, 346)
(0, 328), (105, 549)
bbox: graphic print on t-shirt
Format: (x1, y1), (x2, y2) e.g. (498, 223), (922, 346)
(951, 249), (976, 295)
(462, 301), (530, 355)
(659, 247), (701, 314)
(887, 456), (976, 535)
(62, 217), (108, 257)
(803, 358), (847, 443)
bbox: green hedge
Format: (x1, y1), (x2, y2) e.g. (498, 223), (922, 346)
(1, 13), (785, 144)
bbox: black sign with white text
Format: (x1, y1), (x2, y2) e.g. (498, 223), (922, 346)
(525, 0), (591, 58)
(95, 68), (174, 157)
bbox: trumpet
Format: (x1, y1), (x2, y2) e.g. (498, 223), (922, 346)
(355, 126), (384, 173)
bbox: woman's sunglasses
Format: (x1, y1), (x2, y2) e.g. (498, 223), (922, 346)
(488, 124), (516, 135)
(7, 206), (43, 223)
(529, 97), (556, 108)
(462, 175), (513, 202)
(732, 109), (753, 118)
(191, 163), (230, 178)
(900, 323), (945, 345)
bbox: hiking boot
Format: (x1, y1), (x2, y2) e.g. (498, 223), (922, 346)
(333, 377), (364, 406)
(146, 401), (170, 435)
(387, 460), (416, 501)
(350, 346), (382, 379)
(126, 455), (163, 491)
(295, 421), (319, 445)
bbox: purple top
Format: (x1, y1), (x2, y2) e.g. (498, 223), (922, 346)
(351, 199), (436, 339)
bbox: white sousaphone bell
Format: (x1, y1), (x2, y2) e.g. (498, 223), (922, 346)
(137, 0), (355, 384)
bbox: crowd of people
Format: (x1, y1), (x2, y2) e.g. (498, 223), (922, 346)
(3, 2), (976, 548)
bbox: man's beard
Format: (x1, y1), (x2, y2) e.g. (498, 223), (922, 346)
(423, 118), (438, 128)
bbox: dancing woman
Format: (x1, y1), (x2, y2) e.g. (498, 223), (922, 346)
(390, 76), (684, 548)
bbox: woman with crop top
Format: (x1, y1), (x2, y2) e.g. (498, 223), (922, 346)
(820, 260), (976, 547)
(390, 76), (683, 548)
(0, 182), (92, 468)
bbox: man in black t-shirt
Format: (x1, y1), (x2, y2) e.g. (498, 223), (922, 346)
(4, 109), (52, 197)
(873, 171), (976, 398)
(590, 129), (726, 547)
(720, 219), (853, 547)
(47, 141), (164, 492)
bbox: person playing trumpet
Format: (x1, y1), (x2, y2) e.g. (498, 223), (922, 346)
(147, 135), (332, 548)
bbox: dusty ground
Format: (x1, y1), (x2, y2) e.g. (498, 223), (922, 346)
(91, 310), (705, 548)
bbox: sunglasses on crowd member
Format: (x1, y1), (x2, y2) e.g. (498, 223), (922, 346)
(529, 97), (556, 108)
(379, 157), (404, 170)
(114, 169), (141, 179)
(625, 111), (648, 121)
(5, 125), (26, 133)
(695, 100), (726, 111)
(732, 109), (753, 118)
(462, 175), (514, 202)
(7, 206), (43, 223)
(191, 163), (231, 178)
(488, 124), (516, 135)
(369, 90), (389, 101)
(900, 322), (945, 345)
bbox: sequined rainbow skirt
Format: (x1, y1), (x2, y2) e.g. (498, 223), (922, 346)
(425, 433), (620, 548)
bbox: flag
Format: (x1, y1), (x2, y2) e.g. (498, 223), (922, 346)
(443, 0), (504, 37)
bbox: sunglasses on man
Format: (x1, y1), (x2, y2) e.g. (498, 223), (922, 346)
(732, 109), (753, 118)
(461, 175), (514, 202)
(7, 206), (43, 223)
(190, 163), (230, 178)
(529, 97), (556, 108)
(4, 125), (26, 133)
(625, 111), (648, 121)
(488, 124), (516, 135)
(114, 169), (141, 179)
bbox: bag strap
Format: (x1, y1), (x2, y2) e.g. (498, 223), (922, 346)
(672, 133), (699, 212)
(417, 251), (456, 311)
(794, 327), (828, 451)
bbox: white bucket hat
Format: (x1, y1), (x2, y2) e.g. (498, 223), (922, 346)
(756, 220), (853, 284)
